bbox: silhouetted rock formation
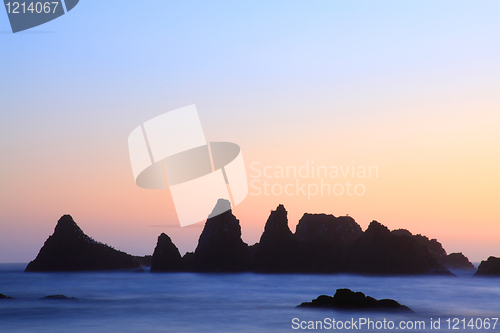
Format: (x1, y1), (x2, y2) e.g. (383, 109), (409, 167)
(41, 295), (77, 300)
(150, 233), (184, 272)
(295, 214), (362, 272)
(190, 199), (251, 272)
(441, 253), (475, 270)
(298, 289), (412, 312)
(186, 204), (454, 275)
(25, 215), (140, 272)
(347, 221), (451, 275)
(392, 229), (474, 270)
(0, 293), (13, 299)
(254, 204), (300, 272)
(474, 256), (500, 276)
(29, 205), (468, 276)
(133, 255), (152, 267)
(392, 229), (447, 259)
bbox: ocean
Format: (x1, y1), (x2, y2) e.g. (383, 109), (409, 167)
(0, 264), (499, 332)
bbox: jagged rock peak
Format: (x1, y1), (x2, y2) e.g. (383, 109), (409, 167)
(254, 204), (299, 272)
(391, 229), (413, 237)
(198, 199), (242, 247)
(208, 198), (232, 219)
(150, 233), (183, 272)
(54, 215), (85, 237)
(441, 252), (475, 270)
(260, 204), (292, 241)
(25, 215), (140, 272)
(158, 232), (172, 242)
(475, 256), (500, 276)
(191, 199), (250, 272)
(364, 220), (391, 236)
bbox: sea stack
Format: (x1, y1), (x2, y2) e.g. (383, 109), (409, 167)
(295, 213), (363, 272)
(392, 229), (475, 270)
(346, 221), (451, 275)
(150, 233), (184, 272)
(190, 199), (251, 272)
(474, 256), (500, 276)
(253, 204), (300, 272)
(25, 215), (140, 272)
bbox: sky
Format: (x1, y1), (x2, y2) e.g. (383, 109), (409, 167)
(0, 0), (499, 263)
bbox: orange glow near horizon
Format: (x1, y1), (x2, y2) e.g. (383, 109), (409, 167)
(1, 104), (498, 264)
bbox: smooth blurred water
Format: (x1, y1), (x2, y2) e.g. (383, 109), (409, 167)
(1, 264), (499, 332)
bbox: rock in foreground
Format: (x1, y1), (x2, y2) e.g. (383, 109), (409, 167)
(25, 215), (141, 272)
(474, 256), (500, 276)
(298, 289), (413, 312)
(41, 295), (77, 300)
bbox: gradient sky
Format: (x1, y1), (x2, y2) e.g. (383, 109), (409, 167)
(1, 1), (499, 263)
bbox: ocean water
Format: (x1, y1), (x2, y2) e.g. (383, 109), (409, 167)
(0, 264), (499, 332)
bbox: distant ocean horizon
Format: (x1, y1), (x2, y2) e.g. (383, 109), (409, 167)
(1, 263), (499, 332)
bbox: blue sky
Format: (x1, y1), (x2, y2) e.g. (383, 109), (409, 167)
(1, 1), (499, 262)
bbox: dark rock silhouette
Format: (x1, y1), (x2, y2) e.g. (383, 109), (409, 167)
(295, 214), (362, 272)
(0, 293), (13, 299)
(413, 234), (447, 259)
(179, 204), (455, 275)
(29, 204), (469, 276)
(298, 288), (412, 312)
(150, 233), (184, 272)
(253, 204), (300, 272)
(474, 256), (500, 276)
(392, 229), (447, 259)
(41, 295), (77, 300)
(296, 214), (363, 244)
(25, 215), (141, 272)
(391, 229), (413, 237)
(392, 229), (474, 270)
(441, 253), (475, 270)
(190, 199), (251, 272)
(133, 255), (152, 267)
(346, 221), (451, 275)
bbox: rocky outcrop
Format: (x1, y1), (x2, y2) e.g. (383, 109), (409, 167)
(28, 204), (470, 276)
(133, 255), (152, 267)
(391, 229), (473, 270)
(190, 199), (251, 272)
(0, 293), (13, 299)
(150, 233), (184, 272)
(183, 204), (456, 275)
(41, 295), (77, 300)
(392, 229), (447, 259)
(474, 256), (500, 276)
(414, 234), (447, 259)
(298, 288), (412, 312)
(253, 204), (300, 272)
(295, 214), (362, 272)
(346, 221), (450, 275)
(25, 215), (140, 272)
(296, 214), (363, 244)
(441, 253), (475, 270)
